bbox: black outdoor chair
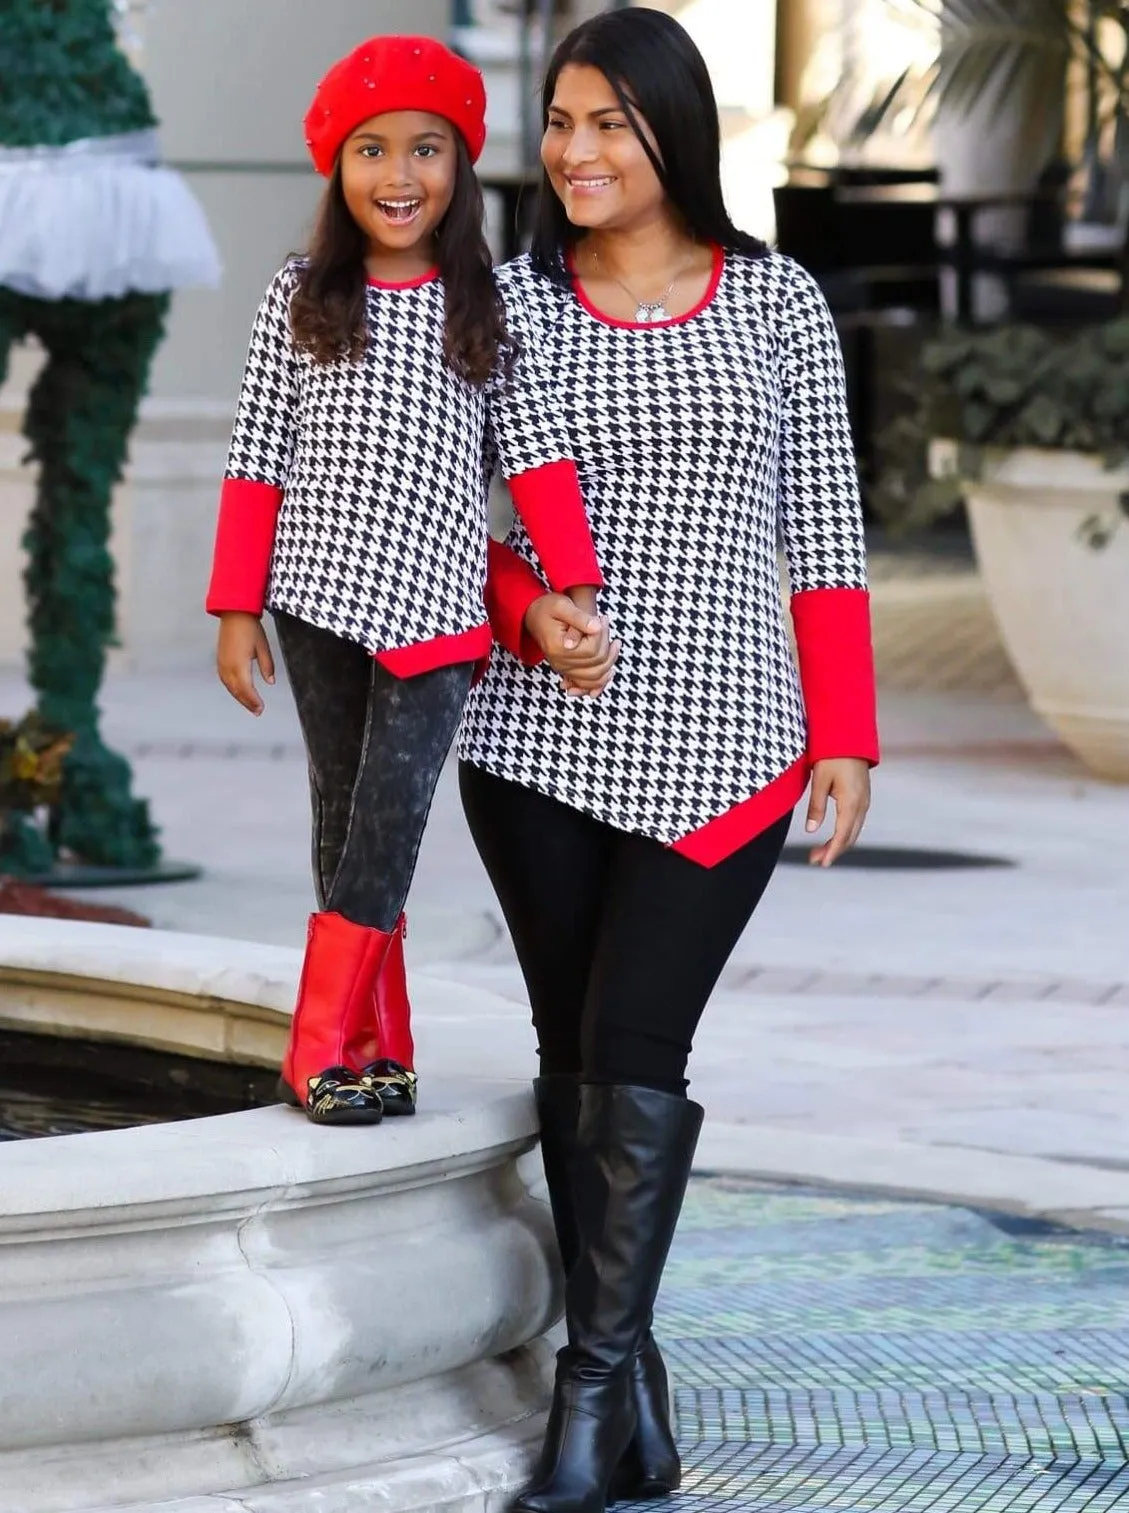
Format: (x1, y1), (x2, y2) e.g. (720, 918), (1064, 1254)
(773, 174), (942, 490)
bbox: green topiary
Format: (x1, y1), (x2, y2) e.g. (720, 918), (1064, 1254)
(0, 0), (155, 147)
(0, 0), (173, 872)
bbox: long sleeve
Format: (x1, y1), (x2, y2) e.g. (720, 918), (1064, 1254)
(205, 265), (301, 615)
(777, 263), (879, 765)
(484, 538), (548, 666)
(488, 281), (603, 595)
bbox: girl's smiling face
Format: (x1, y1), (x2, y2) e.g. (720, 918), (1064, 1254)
(340, 110), (457, 258)
(541, 64), (666, 234)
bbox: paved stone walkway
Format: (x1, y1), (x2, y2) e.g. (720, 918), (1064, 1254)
(1, 552), (1128, 1233)
(2, 553), (1129, 1511)
(659, 1178), (1129, 1510)
(870, 573), (1024, 699)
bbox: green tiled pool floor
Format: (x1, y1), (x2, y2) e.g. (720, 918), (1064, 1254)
(650, 1178), (1129, 1510)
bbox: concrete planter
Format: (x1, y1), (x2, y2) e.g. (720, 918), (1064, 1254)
(959, 446), (1129, 782)
(0, 919), (560, 1513)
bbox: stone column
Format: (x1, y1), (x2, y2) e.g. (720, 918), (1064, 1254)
(776, 0), (821, 113)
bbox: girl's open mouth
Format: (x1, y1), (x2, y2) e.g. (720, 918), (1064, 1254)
(376, 199), (423, 225)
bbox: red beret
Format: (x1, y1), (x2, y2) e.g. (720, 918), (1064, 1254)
(304, 35), (487, 176)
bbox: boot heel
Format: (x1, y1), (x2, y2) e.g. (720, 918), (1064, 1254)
(608, 1442), (679, 1503)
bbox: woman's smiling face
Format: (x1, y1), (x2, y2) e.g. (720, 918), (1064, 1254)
(541, 64), (666, 234)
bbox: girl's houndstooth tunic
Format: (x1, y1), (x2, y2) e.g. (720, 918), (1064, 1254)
(206, 262), (602, 674)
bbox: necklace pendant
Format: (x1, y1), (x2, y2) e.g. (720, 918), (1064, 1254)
(635, 302), (668, 324)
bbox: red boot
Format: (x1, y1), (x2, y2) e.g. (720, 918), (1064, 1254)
(278, 912), (391, 1125)
(361, 913), (419, 1117)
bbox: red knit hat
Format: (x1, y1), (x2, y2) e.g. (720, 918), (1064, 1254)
(304, 36), (487, 176)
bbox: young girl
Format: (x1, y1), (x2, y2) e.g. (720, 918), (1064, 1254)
(206, 35), (603, 1126)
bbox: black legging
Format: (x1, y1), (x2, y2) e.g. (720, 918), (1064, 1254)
(459, 763), (791, 1094)
(275, 611), (473, 933)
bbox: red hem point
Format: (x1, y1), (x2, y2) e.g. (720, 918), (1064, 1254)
(375, 621), (491, 676)
(670, 758), (808, 866)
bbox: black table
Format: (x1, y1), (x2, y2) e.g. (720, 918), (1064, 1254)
(834, 183), (1121, 322)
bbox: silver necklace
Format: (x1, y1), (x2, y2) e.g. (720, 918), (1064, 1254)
(589, 246), (699, 324)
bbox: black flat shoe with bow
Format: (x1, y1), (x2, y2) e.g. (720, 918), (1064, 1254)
(277, 1066), (384, 1125)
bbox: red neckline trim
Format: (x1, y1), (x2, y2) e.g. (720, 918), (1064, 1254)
(568, 244), (724, 329)
(366, 268), (439, 290)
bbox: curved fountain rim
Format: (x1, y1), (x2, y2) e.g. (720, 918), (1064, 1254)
(0, 915), (537, 1228)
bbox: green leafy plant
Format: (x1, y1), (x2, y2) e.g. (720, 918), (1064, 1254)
(0, 712), (74, 812)
(842, 2), (1129, 301)
(0, 713), (75, 874)
(874, 318), (1129, 544)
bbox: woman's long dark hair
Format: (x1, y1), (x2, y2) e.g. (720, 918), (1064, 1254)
(530, 7), (768, 280)
(291, 134), (510, 385)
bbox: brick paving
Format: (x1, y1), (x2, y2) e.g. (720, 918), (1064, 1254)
(720, 965), (1129, 1005)
(870, 575), (1024, 700)
(659, 1178), (1129, 1511)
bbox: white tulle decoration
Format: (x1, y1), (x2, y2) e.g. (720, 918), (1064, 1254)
(0, 130), (222, 302)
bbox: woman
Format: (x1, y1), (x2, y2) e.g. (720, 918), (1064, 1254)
(461, 10), (878, 1511)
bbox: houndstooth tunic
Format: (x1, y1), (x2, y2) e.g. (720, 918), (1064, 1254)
(459, 248), (874, 854)
(216, 261), (596, 658)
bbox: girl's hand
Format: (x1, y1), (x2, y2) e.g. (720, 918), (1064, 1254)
(524, 593), (620, 696)
(217, 612), (275, 715)
(559, 631), (621, 697)
(805, 758), (871, 867)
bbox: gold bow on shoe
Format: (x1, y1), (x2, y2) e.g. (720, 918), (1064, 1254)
(305, 1067), (385, 1125)
(361, 1059), (418, 1116)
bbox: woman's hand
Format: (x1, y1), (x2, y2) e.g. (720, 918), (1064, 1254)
(805, 758), (871, 867)
(523, 592), (620, 696)
(216, 611), (275, 715)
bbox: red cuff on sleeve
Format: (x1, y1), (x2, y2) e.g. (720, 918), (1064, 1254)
(205, 479), (283, 616)
(506, 460), (604, 595)
(791, 587), (880, 765)
(485, 538), (548, 666)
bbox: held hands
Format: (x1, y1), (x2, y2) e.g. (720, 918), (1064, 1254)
(805, 758), (871, 867)
(216, 611), (275, 715)
(523, 592), (620, 697)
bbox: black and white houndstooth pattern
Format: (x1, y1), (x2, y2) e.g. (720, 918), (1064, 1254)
(459, 251), (868, 844)
(224, 262), (571, 653)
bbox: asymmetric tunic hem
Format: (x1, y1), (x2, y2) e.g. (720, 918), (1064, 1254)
(461, 249), (878, 861)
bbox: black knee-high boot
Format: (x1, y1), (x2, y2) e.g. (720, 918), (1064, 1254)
(513, 1084), (703, 1513)
(534, 1076), (682, 1498)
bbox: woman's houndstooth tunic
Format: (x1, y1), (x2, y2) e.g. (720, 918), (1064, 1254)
(459, 247), (878, 865)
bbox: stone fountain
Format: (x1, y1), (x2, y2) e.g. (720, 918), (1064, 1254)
(0, 917), (560, 1513)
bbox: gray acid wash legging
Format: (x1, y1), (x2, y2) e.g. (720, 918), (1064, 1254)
(273, 610), (474, 933)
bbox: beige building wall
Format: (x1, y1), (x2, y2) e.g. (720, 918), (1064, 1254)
(636, 0), (781, 240)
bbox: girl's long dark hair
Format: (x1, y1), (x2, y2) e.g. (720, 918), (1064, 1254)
(291, 135), (510, 385)
(530, 7), (768, 281)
